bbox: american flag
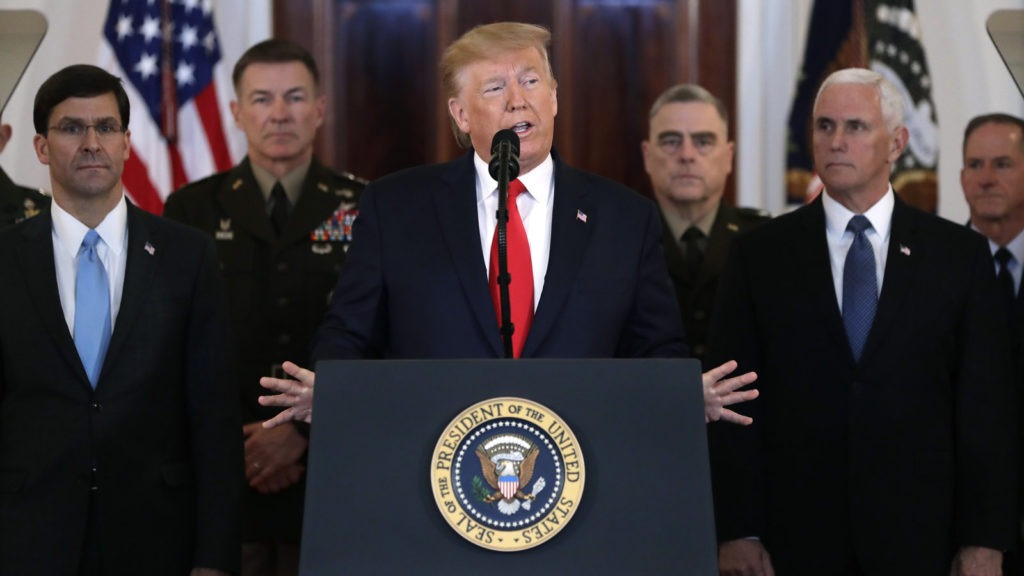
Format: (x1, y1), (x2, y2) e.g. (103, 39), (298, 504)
(99, 0), (237, 214)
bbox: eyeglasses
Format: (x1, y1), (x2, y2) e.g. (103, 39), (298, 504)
(47, 120), (125, 140)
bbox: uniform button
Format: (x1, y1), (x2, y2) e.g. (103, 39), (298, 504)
(694, 344), (707, 357)
(276, 297), (290, 307)
(276, 261), (289, 273)
(693, 310), (707, 321)
(277, 333), (291, 345)
(91, 401), (101, 411)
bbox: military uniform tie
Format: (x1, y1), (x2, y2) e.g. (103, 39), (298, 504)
(269, 182), (290, 235)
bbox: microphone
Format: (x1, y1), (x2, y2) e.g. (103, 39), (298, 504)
(488, 129), (520, 182)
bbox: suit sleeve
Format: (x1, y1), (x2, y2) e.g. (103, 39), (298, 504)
(706, 233), (766, 542)
(311, 183), (388, 362)
(617, 201), (689, 358)
(955, 234), (1018, 550)
(185, 236), (243, 571)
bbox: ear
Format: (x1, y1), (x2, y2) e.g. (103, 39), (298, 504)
(230, 100), (241, 127)
(123, 129), (131, 161)
(313, 92), (326, 130)
(448, 97), (470, 134)
(641, 139), (654, 174)
(724, 140), (736, 176)
(33, 133), (49, 165)
(889, 125), (909, 163)
(0, 123), (11, 154)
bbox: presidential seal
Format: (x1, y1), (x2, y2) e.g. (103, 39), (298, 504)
(430, 397), (585, 552)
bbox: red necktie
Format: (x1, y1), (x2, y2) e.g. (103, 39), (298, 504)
(489, 179), (534, 358)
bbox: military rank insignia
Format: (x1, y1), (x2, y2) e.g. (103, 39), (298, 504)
(311, 204), (357, 243)
(431, 397), (585, 552)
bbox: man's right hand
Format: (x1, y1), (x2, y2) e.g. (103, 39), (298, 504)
(259, 361), (316, 428)
(719, 539), (775, 576)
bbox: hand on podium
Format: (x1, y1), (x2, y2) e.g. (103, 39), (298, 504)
(260, 359), (759, 429)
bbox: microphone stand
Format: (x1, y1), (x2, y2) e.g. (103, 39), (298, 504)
(494, 139), (515, 359)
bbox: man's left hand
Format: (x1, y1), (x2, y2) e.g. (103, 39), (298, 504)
(243, 421), (308, 490)
(702, 360), (759, 425)
(951, 546), (1003, 576)
(190, 568), (230, 576)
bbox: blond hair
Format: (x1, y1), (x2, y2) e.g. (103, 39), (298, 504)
(440, 22), (556, 148)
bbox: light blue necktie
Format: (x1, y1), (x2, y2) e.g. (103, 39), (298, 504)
(842, 215), (877, 361)
(74, 230), (111, 387)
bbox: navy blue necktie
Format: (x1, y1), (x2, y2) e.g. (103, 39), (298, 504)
(995, 247), (1016, 315)
(843, 215), (876, 361)
(74, 230), (111, 387)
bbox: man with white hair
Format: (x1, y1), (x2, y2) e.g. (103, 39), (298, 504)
(708, 68), (1017, 576)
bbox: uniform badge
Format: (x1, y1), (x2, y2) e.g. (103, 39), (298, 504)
(310, 202), (358, 243)
(431, 397), (585, 552)
(22, 198), (39, 220)
(215, 218), (234, 240)
(311, 243), (333, 255)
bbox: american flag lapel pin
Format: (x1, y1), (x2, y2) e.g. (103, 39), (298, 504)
(899, 244), (910, 256)
(144, 241), (155, 256)
(576, 209), (588, 223)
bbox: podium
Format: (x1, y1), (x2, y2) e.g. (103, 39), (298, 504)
(300, 359), (717, 574)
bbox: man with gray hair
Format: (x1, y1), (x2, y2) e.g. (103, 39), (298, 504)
(641, 84), (768, 362)
(708, 68), (1016, 575)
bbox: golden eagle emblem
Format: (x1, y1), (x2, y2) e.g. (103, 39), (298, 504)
(474, 434), (547, 515)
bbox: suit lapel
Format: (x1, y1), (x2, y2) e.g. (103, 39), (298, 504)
(433, 153), (503, 356)
(216, 158), (276, 245)
(698, 203), (738, 289)
(522, 160), (593, 357)
(798, 198), (852, 362)
(16, 213), (90, 386)
(101, 204), (159, 385)
(860, 197), (920, 362)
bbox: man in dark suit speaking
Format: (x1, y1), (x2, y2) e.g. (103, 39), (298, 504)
(710, 68), (1017, 576)
(0, 65), (241, 575)
(258, 22), (757, 427)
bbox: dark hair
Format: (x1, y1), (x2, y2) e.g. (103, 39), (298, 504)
(963, 113), (1024, 155)
(33, 64), (130, 135)
(232, 39), (320, 90)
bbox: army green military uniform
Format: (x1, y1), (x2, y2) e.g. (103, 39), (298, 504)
(164, 157), (365, 543)
(662, 203), (769, 362)
(0, 167), (48, 227)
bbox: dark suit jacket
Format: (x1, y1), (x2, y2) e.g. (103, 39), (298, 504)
(708, 194), (1017, 575)
(662, 202), (769, 362)
(313, 151), (686, 361)
(0, 203), (242, 574)
(0, 167), (49, 228)
(165, 157), (364, 542)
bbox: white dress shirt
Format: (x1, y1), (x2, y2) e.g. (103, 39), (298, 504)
(475, 153), (555, 311)
(822, 187), (894, 310)
(51, 196), (129, 333)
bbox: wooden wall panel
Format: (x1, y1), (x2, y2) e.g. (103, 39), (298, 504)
(334, 2), (438, 179)
(273, 0), (737, 201)
(561, 1), (679, 196)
